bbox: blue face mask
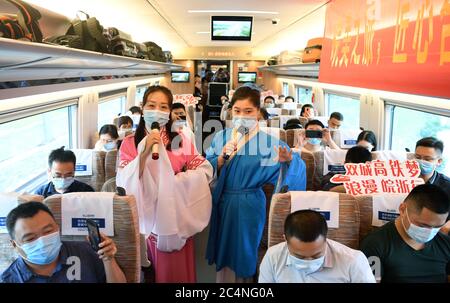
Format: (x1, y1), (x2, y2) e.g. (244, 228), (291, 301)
(232, 116), (257, 130)
(143, 110), (170, 129)
(288, 254), (325, 274)
(417, 159), (435, 176)
(308, 138), (322, 145)
(402, 207), (441, 244)
(103, 141), (116, 151)
(17, 232), (62, 265)
(52, 177), (74, 192)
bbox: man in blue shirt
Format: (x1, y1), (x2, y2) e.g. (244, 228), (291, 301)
(1, 202), (126, 283)
(35, 147), (94, 198)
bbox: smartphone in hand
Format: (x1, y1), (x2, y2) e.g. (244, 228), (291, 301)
(305, 130), (323, 138)
(86, 219), (101, 251)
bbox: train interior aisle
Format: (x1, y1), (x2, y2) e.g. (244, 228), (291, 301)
(0, 0), (449, 286)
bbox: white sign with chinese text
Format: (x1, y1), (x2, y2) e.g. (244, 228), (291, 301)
(330, 160), (425, 196)
(291, 191), (339, 228)
(61, 192), (114, 236)
(371, 193), (408, 227)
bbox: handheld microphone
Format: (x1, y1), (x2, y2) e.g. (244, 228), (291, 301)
(223, 126), (249, 160)
(151, 122), (160, 160)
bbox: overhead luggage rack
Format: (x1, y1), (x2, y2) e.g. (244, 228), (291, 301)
(258, 63), (320, 79)
(0, 38), (183, 82)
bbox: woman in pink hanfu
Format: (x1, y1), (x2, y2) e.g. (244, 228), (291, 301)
(116, 85), (213, 283)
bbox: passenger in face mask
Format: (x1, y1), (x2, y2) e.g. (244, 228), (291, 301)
(328, 112), (343, 130)
(259, 210), (375, 283)
(170, 103), (189, 131)
(220, 95), (230, 122)
(263, 96), (275, 108)
(117, 116), (134, 139)
(35, 147), (94, 198)
(1, 202), (126, 283)
(357, 130), (377, 152)
(94, 124), (119, 152)
(296, 120), (340, 154)
(415, 137), (450, 234)
(361, 184), (450, 283)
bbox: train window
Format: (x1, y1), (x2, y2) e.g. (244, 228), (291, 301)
(326, 93), (360, 129)
(388, 105), (450, 175)
(135, 86), (147, 105)
(98, 95), (126, 129)
(0, 106), (76, 192)
(296, 86), (312, 104)
(282, 82), (289, 96)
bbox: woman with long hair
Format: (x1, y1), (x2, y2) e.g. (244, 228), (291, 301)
(116, 85), (213, 282)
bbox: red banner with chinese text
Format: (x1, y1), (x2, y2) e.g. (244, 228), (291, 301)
(330, 160), (425, 195)
(319, 0), (450, 99)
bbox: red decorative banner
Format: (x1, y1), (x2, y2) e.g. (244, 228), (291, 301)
(330, 160), (425, 195)
(319, 0), (450, 99)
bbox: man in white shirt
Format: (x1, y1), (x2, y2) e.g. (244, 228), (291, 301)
(259, 210), (375, 283)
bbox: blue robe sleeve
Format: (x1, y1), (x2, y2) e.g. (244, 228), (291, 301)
(277, 142), (307, 192)
(206, 130), (227, 177)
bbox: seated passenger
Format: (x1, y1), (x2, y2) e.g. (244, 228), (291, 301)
(263, 96), (276, 108)
(296, 120), (340, 153)
(361, 184), (450, 283)
(127, 106), (143, 129)
(285, 96), (295, 103)
(321, 146), (372, 191)
(1, 202), (126, 283)
(300, 104), (315, 119)
(171, 103), (190, 131)
(35, 147), (94, 198)
(117, 116), (133, 139)
(284, 118), (303, 130)
(94, 124), (119, 152)
(415, 137), (450, 234)
(328, 112), (344, 130)
(259, 210), (375, 283)
(357, 130), (377, 151)
(277, 95), (286, 104)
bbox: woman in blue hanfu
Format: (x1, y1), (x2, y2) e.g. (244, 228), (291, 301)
(206, 85), (307, 282)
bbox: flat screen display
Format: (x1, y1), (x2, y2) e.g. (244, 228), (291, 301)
(211, 16), (253, 41)
(238, 72), (257, 83)
(171, 72), (190, 83)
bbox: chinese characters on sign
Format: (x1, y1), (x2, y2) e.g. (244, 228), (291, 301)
(330, 160), (425, 195)
(320, 0), (450, 99)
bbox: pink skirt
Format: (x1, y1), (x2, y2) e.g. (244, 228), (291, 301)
(147, 234), (196, 283)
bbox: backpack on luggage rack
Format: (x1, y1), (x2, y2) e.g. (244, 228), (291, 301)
(1, 0), (43, 42)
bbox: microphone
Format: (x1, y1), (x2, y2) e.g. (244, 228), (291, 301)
(151, 122), (160, 160)
(223, 126), (249, 160)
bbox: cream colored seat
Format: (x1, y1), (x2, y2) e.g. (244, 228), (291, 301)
(43, 193), (141, 283)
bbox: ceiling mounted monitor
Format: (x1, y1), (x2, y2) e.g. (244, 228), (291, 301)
(211, 16), (253, 41)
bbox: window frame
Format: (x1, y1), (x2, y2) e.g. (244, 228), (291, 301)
(0, 103), (78, 192)
(295, 85), (312, 104)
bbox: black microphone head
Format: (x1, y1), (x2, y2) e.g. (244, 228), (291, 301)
(237, 125), (249, 135)
(151, 122), (160, 130)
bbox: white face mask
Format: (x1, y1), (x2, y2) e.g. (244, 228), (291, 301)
(401, 206), (441, 244)
(118, 129), (132, 139)
(288, 254), (325, 275)
(143, 110), (170, 130)
(232, 116), (258, 130)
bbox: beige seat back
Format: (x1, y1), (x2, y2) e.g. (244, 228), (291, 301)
(313, 150), (325, 190)
(299, 117), (309, 128)
(354, 195), (376, 243)
(43, 194), (140, 282)
(279, 129), (287, 144)
(101, 177), (117, 193)
(300, 152), (315, 191)
(268, 192), (360, 249)
(75, 151), (106, 192)
(105, 150), (118, 180)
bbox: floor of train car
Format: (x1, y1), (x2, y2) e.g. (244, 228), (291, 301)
(194, 224), (216, 282)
